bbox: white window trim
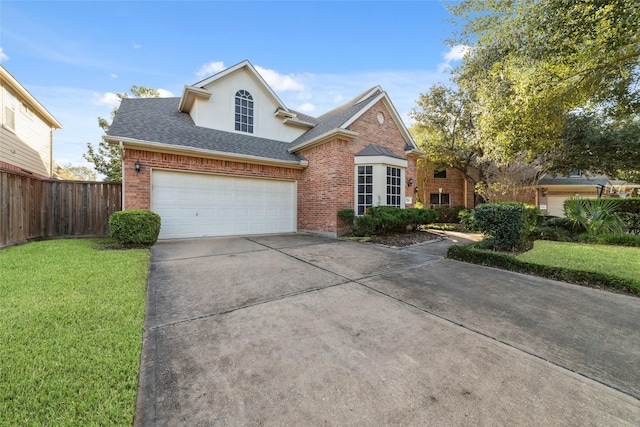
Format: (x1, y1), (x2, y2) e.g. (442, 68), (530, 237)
(354, 158), (406, 215)
(3, 89), (16, 132)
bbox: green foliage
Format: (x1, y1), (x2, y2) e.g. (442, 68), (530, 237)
(613, 198), (640, 234)
(409, 84), (481, 185)
(530, 226), (575, 242)
(53, 162), (97, 181)
(337, 208), (355, 226)
(458, 209), (477, 230)
(563, 198), (627, 237)
(353, 206), (437, 237)
(473, 202), (537, 250)
(84, 85), (160, 182)
(582, 233), (640, 247)
(548, 113), (640, 178)
(0, 239), (148, 425)
(432, 205), (465, 223)
(109, 210), (161, 245)
(448, 0), (640, 163)
(447, 242), (639, 295)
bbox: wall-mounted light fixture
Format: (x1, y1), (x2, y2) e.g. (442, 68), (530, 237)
(541, 188), (547, 197)
(414, 186), (419, 194)
(134, 160), (141, 175)
(407, 177), (414, 187)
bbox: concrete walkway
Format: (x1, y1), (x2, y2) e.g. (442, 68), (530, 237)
(135, 233), (640, 426)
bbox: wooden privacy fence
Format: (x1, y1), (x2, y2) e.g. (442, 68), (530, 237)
(0, 170), (122, 247)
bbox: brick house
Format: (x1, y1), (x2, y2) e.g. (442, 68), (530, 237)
(107, 60), (421, 239)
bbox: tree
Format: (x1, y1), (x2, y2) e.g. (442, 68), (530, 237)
(409, 84), (482, 187)
(548, 113), (640, 179)
(448, 0), (640, 162)
(84, 86), (160, 182)
(53, 162), (97, 181)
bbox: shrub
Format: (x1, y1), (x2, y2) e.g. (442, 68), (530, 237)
(109, 210), (161, 246)
(458, 209), (477, 230)
(473, 202), (538, 251)
(353, 215), (379, 237)
(432, 205), (465, 223)
(337, 208), (355, 231)
(544, 216), (586, 233)
(530, 225), (574, 242)
(353, 206), (437, 236)
(564, 198), (627, 237)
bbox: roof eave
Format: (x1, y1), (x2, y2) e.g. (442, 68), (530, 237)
(288, 128), (359, 153)
(0, 66), (62, 129)
(108, 136), (308, 169)
(178, 85), (212, 112)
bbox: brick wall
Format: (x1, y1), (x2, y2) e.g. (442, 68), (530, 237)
(122, 99), (417, 236)
(417, 160), (479, 209)
(298, 99), (418, 234)
(122, 149), (302, 210)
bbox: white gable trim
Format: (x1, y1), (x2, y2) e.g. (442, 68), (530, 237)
(354, 86), (383, 105)
(192, 60), (290, 114)
(340, 91), (419, 151)
(178, 85), (211, 112)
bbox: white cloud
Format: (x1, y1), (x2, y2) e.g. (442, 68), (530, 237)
(196, 61), (225, 77)
(255, 65), (305, 92)
(157, 88), (174, 98)
(444, 44), (470, 62)
(296, 103), (315, 113)
(0, 48), (8, 63)
(109, 73), (118, 80)
(438, 44), (471, 73)
(92, 92), (121, 108)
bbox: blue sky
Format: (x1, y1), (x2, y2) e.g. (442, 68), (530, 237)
(0, 1), (464, 170)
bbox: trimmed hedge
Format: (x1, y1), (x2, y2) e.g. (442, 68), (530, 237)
(447, 243), (638, 295)
(109, 210), (161, 246)
(353, 206), (437, 237)
(473, 202), (538, 251)
(432, 205), (465, 223)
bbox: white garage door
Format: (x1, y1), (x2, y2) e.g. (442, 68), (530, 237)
(151, 170), (296, 239)
(546, 196), (567, 217)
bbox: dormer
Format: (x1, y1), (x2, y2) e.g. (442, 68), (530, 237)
(177, 60), (314, 142)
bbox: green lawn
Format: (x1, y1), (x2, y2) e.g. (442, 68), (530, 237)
(0, 238), (149, 426)
(517, 240), (640, 291)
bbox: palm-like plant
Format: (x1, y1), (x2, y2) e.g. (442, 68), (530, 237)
(564, 198), (627, 237)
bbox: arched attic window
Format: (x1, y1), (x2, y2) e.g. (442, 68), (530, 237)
(235, 90), (254, 133)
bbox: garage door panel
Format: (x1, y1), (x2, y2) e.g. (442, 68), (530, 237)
(151, 171), (296, 239)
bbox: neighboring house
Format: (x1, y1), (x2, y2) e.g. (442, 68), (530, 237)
(534, 171), (640, 216)
(416, 161), (479, 210)
(107, 60), (421, 239)
(0, 65), (62, 178)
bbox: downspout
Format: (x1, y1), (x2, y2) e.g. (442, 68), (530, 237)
(119, 141), (125, 210)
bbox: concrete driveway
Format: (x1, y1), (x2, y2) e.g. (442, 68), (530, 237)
(135, 233), (640, 426)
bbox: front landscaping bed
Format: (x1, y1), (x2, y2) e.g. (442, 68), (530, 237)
(0, 238), (150, 425)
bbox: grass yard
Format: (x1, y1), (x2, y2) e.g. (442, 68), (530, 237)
(0, 238), (149, 426)
(517, 240), (640, 292)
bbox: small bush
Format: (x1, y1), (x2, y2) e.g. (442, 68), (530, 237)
(338, 209), (355, 226)
(544, 216), (586, 233)
(458, 209), (477, 230)
(109, 210), (161, 246)
(432, 205), (465, 223)
(530, 226), (574, 242)
(473, 202), (538, 251)
(564, 198), (627, 237)
(353, 206), (437, 236)
(619, 212), (640, 235)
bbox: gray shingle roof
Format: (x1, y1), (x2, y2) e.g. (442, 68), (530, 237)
(107, 97), (304, 163)
(355, 144), (404, 159)
(538, 176), (609, 186)
(289, 88), (381, 149)
(107, 86), (389, 162)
